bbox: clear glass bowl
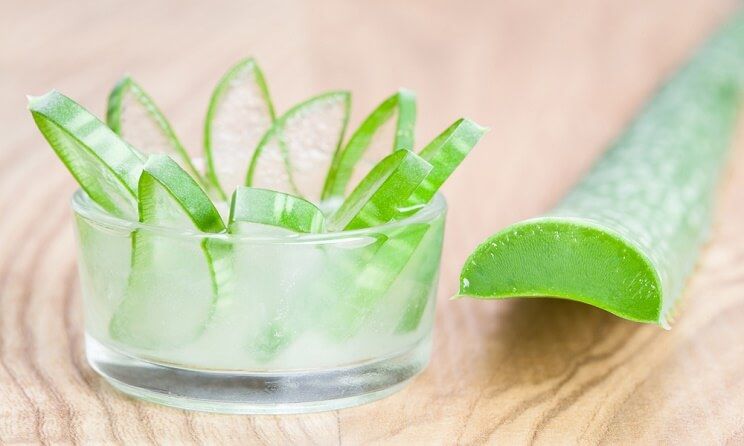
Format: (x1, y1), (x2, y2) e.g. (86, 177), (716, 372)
(72, 190), (446, 414)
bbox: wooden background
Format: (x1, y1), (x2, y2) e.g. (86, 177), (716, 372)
(1, 0), (743, 444)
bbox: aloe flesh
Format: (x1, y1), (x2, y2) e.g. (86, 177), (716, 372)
(328, 149), (432, 231)
(109, 155), (229, 349)
(246, 91), (350, 203)
(322, 89), (417, 199)
(459, 15), (744, 328)
(204, 58), (276, 200)
(28, 90), (144, 218)
(107, 76), (202, 182)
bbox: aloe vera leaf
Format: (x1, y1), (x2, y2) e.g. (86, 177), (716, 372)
(109, 154), (229, 349)
(459, 14), (744, 328)
(322, 120), (485, 332)
(246, 91), (350, 202)
(324, 118), (485, 334)
(228, 187), (325, 234)
(327, 149), (432, 231)
(322, 89), (416, 199)
(407, 118), (487, 205)
(326, 223), (430, 339)
(107, 76), (202, 182)
(204, 58), (276, 200)
(381, 115), (482, 328)
(252, 234), (388, 361)
(395, 215), (446, 332)
(28, 90), (143, 218)
(227, 187), (325, 360)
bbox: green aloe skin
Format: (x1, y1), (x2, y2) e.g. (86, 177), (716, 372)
(460, 14), (744, 328)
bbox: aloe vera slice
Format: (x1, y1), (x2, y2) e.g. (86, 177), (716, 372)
(109, 154), (229, 349)
(327, 149), (432, 231)
(252, 234), (388, 362)
(322, 89), (416, 199)
(204, 58), (276, 200)
(246, 91), (350, 202)
(28, 90), (143, 218)
(106, 76), (202, 182)
(320, 149), (440, 337)
(459, 15), (744, 328)
(326, 223), (430, 339)
(395, 215), (446, 332)
(407, 118), (487, 205)
(323, 121), (483, 333)
(229, 187), (324, 234)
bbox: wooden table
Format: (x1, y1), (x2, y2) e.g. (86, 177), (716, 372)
(2, 0), (743, 443)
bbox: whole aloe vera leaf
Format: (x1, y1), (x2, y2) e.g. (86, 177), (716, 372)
(459, 14), (744, 328)
(322, 89), (416, 199)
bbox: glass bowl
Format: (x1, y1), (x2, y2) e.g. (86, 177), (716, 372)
(72, 190), (446, 414)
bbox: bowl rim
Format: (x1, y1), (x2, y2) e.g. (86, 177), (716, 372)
(71, 189), (447, 244)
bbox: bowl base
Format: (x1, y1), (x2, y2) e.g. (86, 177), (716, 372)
(85, 335), (431, 414)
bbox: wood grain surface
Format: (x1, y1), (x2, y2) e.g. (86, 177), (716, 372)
(1, 0), (743, 444)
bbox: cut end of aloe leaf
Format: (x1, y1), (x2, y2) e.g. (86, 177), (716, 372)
(459, 218), (664, 325)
